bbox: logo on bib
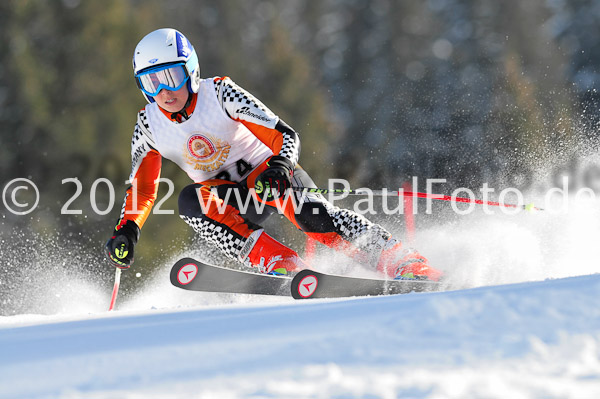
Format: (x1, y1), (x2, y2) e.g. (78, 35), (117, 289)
(184, 134), (231, 172)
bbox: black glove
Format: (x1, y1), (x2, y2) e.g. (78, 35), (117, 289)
(105, 220), (140, 269)
(254, 156), (294, 201)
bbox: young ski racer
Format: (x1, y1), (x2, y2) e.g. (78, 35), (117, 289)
(104, 28), (442, 282)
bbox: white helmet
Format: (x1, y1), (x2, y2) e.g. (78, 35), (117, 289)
(133, 28), (201, 103)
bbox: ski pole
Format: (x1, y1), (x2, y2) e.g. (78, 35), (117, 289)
(292, 187), (542, 211)
(108, 267), (122, 311)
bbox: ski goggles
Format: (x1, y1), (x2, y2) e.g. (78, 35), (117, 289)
(135, 63), (189, 97)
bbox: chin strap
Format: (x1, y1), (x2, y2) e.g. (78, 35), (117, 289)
(170, 93), (193, 123)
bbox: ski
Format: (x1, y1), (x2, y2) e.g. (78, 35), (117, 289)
(170, 258), (292, 296)
(290, 269), (441, 299)
(170, 258), (442, 299)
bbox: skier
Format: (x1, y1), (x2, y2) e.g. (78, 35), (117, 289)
(105, 28), (442, 281)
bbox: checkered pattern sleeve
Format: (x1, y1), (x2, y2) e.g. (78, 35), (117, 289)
(116, 109), (162, 229)
(214, 77), (278, 127)
(214, 77), (300, 166)
(273, 119), (301, 165)
(130, 109), (158, 181)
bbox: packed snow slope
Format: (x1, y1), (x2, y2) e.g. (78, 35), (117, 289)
(1, 273), (600, 399)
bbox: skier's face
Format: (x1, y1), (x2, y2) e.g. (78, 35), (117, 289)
(154, 85), (190, 113)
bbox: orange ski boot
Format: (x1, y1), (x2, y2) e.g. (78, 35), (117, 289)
(376, 240), (443, 281)
(241, 230), (308, 275)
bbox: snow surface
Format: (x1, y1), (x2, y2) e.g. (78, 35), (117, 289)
(1, 275), (600, 399)
(1, 196), (600, 398)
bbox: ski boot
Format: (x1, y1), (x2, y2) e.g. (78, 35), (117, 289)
(376, 240), (443, 281)
(241, 229), (308, 275)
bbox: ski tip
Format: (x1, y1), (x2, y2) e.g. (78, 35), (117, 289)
(291, 269), (321, 299)
(170, 258), (201, 287)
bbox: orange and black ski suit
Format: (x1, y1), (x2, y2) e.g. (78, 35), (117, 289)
(117, 77), (392, 265)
